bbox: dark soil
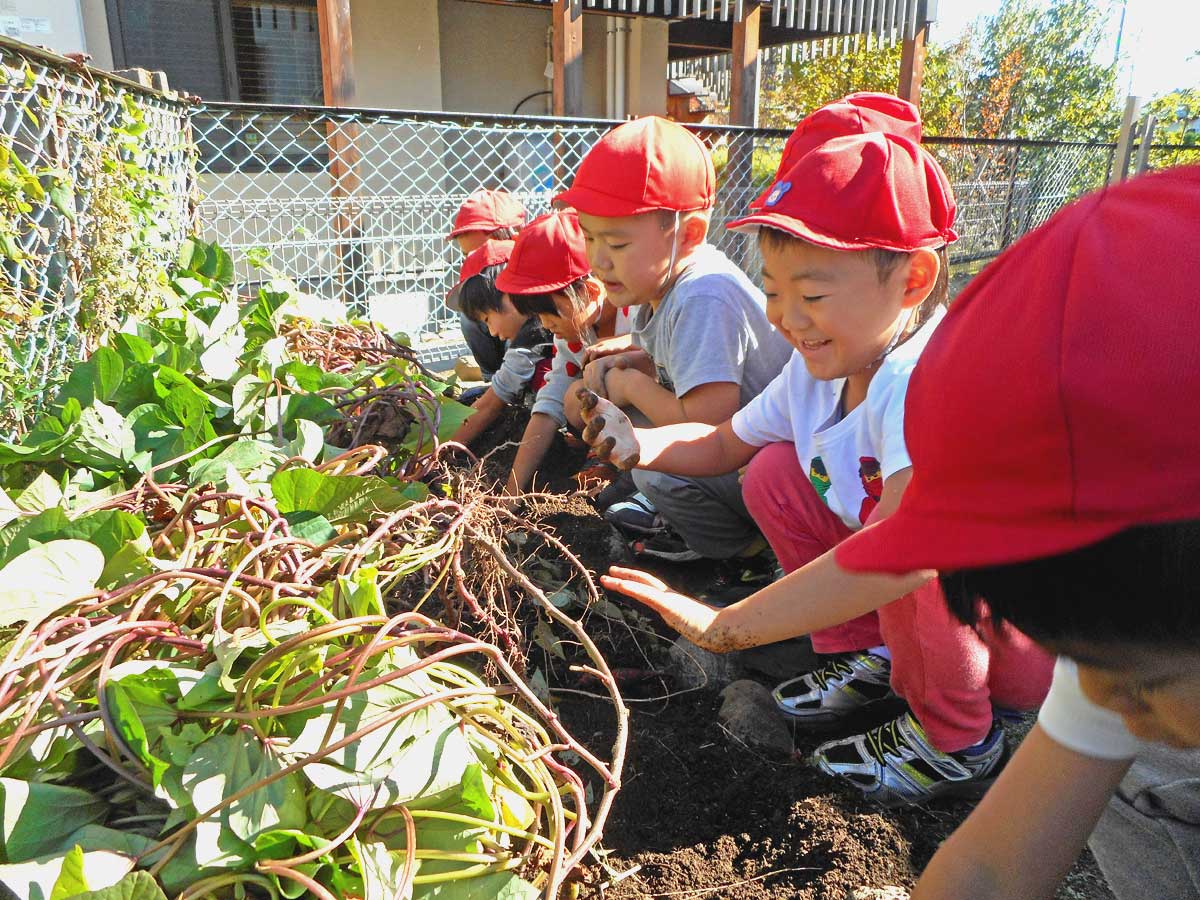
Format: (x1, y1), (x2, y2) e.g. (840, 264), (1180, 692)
(466, 407), (1115, 900)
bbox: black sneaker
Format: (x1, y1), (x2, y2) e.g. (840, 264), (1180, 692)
(603, 491), (662, 535)
(700, 548), (781, 607)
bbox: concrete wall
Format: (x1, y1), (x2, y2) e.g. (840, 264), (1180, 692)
(437, 0), (552, 116)
(353, 0), (441, 110)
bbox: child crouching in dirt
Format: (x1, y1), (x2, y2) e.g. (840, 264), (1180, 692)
(445, 240), (553, 448)
(493, 209), (635, 495)
(582, 128), (1054, 807)
(446, 188), (528, 383)
(837, 166), (1200, 900)
(556, 116), (792, 563)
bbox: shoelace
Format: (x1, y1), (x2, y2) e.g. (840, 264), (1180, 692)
(808, 657), (857, 692)
(864, 716), (911, 765)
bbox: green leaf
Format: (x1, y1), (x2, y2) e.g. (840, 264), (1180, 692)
(181, 731), (307, 843)
(283, 511), (337, 545)
(188, 439), (282, 487)
(48, 183), (76, 223)
(269, 469), (422, 525)
(282, 417), (325, 463)
(48, 845), (87, 900)
(52, 826), (154, 860)
(0, 540), (104, 627)
(0, 779), (105, 862)
(412, 872), (541, 900)
(290, 662), (473, 810)
(51, 871), (167, 900)
(57, 347), (124, 409)
(109, 333), (154, 365)
(14, 473), (64, 512)
(354, 839), (407, 900)
(0, 849), (135, 900)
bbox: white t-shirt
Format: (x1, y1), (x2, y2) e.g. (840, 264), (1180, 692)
(530, 305), (636, 426)
(731, 306), (946, 529)
(1038, 657), (1142, 760)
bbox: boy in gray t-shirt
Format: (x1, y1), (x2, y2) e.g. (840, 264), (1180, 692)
(555, 117), (791, 561)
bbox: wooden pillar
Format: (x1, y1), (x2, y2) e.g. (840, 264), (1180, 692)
(317, 0), (366, 313)
(552, 0), (583, 118)
(729, 1), (761, 127)
(898, 23), (929, 107)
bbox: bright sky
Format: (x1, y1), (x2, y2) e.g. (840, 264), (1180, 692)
(929, 0), (1200, 98)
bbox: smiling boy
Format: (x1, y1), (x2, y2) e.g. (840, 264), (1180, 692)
(833, 165), (1200, 898)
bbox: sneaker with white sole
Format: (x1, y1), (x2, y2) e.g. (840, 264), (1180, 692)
(603, 491), (662, 535)
(772, 651), (895, 724)
(631, 528), (702, 562)
(812, 711), (1006, 807)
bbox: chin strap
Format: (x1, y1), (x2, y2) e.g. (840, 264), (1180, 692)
(859, 307), (917, 375)
(655, 210), (684, 299)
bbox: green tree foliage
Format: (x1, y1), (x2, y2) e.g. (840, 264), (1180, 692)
(761, 0), (1123, 140)
(1146, 86), (1200, 146)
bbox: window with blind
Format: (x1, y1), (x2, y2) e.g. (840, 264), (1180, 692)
(107, 0), (326, 172)
(106, 0), (324, 105)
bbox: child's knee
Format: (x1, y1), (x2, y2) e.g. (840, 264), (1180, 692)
(742, 442), (798, 508)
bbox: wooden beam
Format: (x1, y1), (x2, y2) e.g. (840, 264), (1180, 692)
(898, 22), (929, 108)
(729, 1), (760, 127)
(317, 0), (366, 312)
(552, 0), (584, 117)
(317, 0), (356, 106)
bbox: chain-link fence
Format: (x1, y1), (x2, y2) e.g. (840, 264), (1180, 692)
(192, 103), (1144, 364)
(193, 104), (1140, 364)
(2, 41), (1196, 422)
(0, 38), (194, 434)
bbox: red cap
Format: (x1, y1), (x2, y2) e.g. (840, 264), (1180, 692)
(728, 132), (957, 252)
(446, 189), (527, 240)
(750, 92), (923, 210)
(445, 239), (514, 311)
(554, 117), (716, 217)
(837, 165), (1200, 575)
(495, 210), (591, 295)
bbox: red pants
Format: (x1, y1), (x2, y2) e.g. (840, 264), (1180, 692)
(742, 442), (1054, 751)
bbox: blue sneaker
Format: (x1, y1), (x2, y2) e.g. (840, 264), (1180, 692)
(812, 712), (1006, 807)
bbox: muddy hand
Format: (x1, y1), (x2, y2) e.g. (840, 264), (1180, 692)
(576, 387), (640, 470)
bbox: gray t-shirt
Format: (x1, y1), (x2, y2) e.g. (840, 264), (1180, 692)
(631, 243), (792, 407)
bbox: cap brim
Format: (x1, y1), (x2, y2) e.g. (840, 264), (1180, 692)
(725, 212), (938, 253)
(444, 283), (464, 312)
(494, 270), (574, 296)
(835, 504), (1125, 576)
(553, 185), (656, 218)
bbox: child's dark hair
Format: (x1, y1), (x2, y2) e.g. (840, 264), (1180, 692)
(758, 228), (950, 323)
(456, 264), (507, 320)
(488, 226), (518, 240)
(939, 521), (1200, 651)
(508, 277), (591, 319)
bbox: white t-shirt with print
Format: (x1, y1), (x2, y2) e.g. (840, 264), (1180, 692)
(731, 306), (946, 529)
(1038, 657), (1141, 760)
(530, 305), (636, 426)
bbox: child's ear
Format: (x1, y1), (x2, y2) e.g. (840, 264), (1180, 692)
(680, 212), (709, 252)
(900, 248), (940, 310)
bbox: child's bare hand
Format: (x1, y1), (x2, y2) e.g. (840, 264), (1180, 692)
(580, 335), (633, 366)
(581, 354), (629, 398)
(576, 387), (640, 470)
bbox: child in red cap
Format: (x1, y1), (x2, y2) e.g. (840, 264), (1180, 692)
(557, 116), (792, 562)
(834, 166), (1200, 899)
(490, 210), (636, 494)
(585, 127), (1053, 805)
(443, 240), (552, 448)
(446, 189), (529, 386)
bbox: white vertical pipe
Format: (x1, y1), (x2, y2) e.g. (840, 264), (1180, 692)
(615, 18), (627, 119)
(606, 17), (616, 119)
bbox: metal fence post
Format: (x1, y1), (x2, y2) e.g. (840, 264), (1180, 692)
(999, 144), (1021, 248)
